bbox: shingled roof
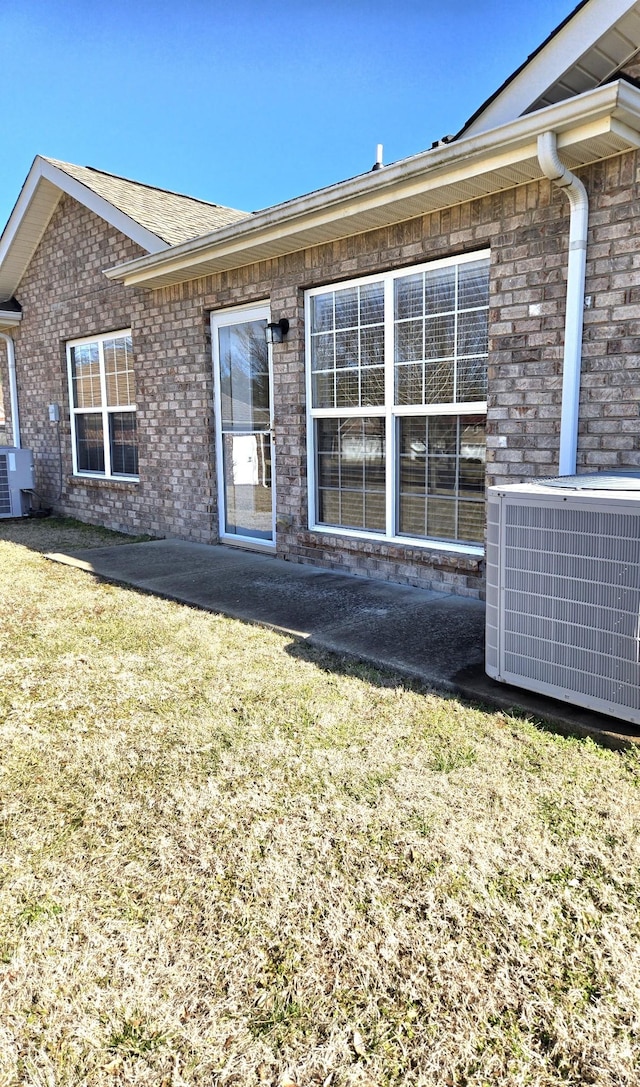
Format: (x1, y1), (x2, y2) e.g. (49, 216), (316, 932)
(0, 155), (252, 303)
(44, 157), (250, 246)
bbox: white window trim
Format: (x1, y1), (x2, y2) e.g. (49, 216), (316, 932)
(66, 329), (138, 481)
(304, 251), (489, 557)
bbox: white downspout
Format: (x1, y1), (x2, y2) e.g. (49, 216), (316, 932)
(0, 332), (21, 449)
(537, 131), (588, 477)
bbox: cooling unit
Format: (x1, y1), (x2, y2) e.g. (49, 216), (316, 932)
(0, 446), (35, 518)
(486, 474), (640, 726)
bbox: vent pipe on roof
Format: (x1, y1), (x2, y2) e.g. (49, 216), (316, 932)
(0, 332), (21, 448)
(371, 144), (384, 171)
(537, 130), (588, 476)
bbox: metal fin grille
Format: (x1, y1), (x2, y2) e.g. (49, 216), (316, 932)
(0, 454), (10, 516)
(485, 496), (501, 676)
(502, 502), (640, 714)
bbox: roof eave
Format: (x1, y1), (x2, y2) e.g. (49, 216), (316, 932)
(0, 156), (168, 303)
(460, 0), (640, 138)
(104, 81), (640, 291)
(0, 309), (22, 331)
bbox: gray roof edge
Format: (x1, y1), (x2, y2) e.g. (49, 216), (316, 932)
(457, 0), (592, 137)
(103, 79), (640, 284)
(39, 159), (169, 252)
(0, 156), (170, 301)
(44, 157), (248, 217)
(0, 298), (22, 314)
(458, 0), (640, 138)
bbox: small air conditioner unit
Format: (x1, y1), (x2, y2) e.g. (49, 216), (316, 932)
(486, 474), (640, 726)
(0, 446), (35, 518)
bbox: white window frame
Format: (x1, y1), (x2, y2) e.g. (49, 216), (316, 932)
(305, 251), (489, 556)
(66, 329), (138, 481)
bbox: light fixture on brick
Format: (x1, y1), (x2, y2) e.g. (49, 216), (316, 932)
(264, 318), (289, 344)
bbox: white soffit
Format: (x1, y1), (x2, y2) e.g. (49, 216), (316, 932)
(463, 0), (640, 137)
(105, 82), (640, 291)
(530, 3), (640, 110)
(0, 157), (167, 303)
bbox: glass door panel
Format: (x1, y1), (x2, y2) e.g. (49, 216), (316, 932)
(213, 310), (274, 544)
(222, 431), (272, 539)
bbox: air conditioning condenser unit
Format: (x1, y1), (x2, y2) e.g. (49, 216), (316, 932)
(0, 446), (35, 518)
(486, 474), (640, 726)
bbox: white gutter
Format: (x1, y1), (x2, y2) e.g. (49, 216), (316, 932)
(537, 130), (588, 477)
(105, 80), (640, 290)
(0, 332), (20, 447)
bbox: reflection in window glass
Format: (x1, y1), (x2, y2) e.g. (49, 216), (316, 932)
(316, 417), (386, 532)
(398, 416), (485, 543)
(310, 282), (385, 410)
(222, 432), (273, 540)
(307, 254), (489, 547)
(459, 260), (490, 309)
(67, 331), (137, 478)
(71, 343), (101, 409)
(394, 258), (489, 408)
(219, 320), (269, 430)
(109, 412), (138, 476)
(76, 413), (105, 473)
(104, 336), (135, 406)
(424, 266), (455, 315)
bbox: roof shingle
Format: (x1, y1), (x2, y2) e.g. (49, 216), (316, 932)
(45, 157), (250, 246)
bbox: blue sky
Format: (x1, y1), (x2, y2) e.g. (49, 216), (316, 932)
(1, 0), (573, 229)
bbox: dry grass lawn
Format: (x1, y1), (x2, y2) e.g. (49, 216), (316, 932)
(0, 518), (639, 1086)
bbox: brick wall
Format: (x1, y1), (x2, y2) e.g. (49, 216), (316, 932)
(146, 148), (640, 595)
(1, 196), (222, 540)
(0, 347), (9, 444)
(1, 196), (145, 529)
(488, 154), (640, 483)
(4, 145), (640, 597)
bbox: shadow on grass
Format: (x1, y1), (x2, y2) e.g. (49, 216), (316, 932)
(284, 634), (632, 752)
(0, 514), (156, 553)
(2, 514), (635, 753)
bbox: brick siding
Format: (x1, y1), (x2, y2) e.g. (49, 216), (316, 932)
(3, 144), (640, 597)
(0, 196), (220, 540)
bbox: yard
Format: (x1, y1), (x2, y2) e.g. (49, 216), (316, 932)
(0, 518), (639, 1087)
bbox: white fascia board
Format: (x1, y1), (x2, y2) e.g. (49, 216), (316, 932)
(0, 162), (52, 266)
(463, 0), (640, 137)
(0, 312), (21, 330)
(105, 81), (640, 290)
(38, 160), (169, 253)
(0, 156), (168, 301)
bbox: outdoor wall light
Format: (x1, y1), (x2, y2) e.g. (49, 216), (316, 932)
(264, 318), (290, 344)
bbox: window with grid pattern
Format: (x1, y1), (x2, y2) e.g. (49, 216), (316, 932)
(310, 282), (385, 409)
(67, 331), (138, 479)
(306, 253), (489, 548)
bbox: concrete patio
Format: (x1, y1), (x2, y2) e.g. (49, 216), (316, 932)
(48, 539), (639, 749)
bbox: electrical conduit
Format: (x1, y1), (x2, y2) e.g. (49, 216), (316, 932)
(0, 332), (20, 449)
(537, 131), (589, 477)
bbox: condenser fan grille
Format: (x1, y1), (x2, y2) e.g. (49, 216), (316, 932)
(486, 482), (640, 725)
(0, 454), (11, 515)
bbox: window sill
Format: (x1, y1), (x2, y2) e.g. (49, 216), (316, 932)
(68, 474), (139, 488)
(306, 525), (484, 567)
